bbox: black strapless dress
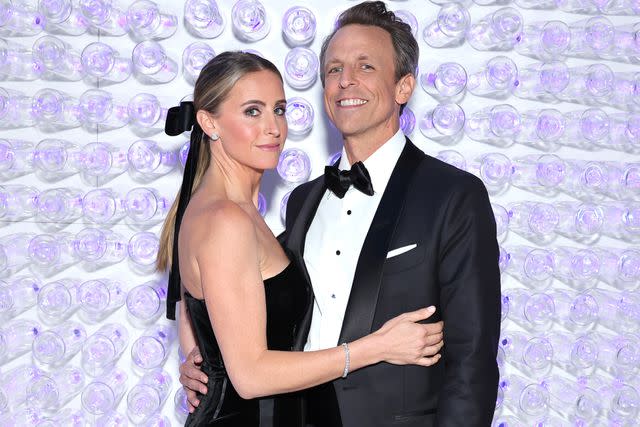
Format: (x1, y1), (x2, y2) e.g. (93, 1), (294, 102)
(183, 261), (308, 427)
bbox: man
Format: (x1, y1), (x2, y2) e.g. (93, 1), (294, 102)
(180, 2), (501, 426)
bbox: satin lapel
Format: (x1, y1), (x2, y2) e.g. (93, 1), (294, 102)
(287, 177), (326, 350)
(338, 140), (423, 344)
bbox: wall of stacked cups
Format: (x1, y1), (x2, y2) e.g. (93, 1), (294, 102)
(0, 0), (639, 425)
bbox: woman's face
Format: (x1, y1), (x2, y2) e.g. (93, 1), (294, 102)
(209, 69), (287, 171)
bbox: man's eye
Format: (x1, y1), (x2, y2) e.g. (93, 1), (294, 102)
(245, 108), (260, 117)
(327, 66), (342, 74)
(275, 107), (286, 116)
(362, 64), (374, 70)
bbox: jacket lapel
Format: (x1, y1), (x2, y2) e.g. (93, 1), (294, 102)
(338, 140), (423, 344)
(286, 177), (326, 350)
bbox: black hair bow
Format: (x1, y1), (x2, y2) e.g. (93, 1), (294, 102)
(165, 101), (196, 136)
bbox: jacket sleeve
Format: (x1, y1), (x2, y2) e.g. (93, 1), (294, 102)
(436, 176), (501, 426)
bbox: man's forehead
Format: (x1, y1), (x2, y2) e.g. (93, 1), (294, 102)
(325, 25), (393, 61)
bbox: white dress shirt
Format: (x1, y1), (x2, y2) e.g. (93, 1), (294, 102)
(303, 130), (406, 351)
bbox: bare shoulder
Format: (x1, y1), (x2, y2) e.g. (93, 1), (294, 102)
(191, 199), (257, 247)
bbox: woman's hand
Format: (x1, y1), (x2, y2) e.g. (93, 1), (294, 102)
(372, 307), (444, 366)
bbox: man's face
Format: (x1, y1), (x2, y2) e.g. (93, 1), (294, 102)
(322, 24), (406, 142)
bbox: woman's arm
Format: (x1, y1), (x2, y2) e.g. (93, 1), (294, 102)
(193, 203), (441, 400)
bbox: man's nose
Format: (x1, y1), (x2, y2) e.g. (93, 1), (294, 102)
(339, 68), (356, 89)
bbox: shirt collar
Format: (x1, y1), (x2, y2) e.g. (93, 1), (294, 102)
(337, 129), (406, 195)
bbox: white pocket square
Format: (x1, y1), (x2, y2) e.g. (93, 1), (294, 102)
(386, 244), (417, 259)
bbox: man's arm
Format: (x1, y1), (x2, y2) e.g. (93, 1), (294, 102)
(178, 295), (209, 412)
(436, 176), (501, 426)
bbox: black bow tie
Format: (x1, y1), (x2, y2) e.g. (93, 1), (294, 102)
(324, 161), (374, 199)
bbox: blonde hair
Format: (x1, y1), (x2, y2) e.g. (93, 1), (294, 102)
(157, 52), (282, 272)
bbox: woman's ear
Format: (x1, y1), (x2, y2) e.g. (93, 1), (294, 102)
(196, 110), (219, 140)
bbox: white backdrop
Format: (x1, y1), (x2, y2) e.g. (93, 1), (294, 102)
(1, 0), (639, 425)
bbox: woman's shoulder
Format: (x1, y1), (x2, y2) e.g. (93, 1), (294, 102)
(190, 199), (257, 241)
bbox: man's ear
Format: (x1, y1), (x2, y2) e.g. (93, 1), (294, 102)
(396, 74), (416, 105)
(196, 110), (217, 138)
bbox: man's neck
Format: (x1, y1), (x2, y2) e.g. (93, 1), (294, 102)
(343, 126), (400, 165)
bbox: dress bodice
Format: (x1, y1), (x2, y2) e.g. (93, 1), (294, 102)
(183, 260), (308, 426)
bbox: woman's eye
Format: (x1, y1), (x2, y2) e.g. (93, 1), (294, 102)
(275, 107), (286, 116)
(245, 108), (260, 117)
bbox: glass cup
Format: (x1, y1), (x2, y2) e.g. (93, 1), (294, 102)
(515, 20), (571, 61)
(182, 41), (215, 86)
(183, 0), (224, 39)
(79, 142), (129, 186)
(128, 140), (176, 182)
(285, 97), (314, 137)
(503, 246), (554, 290)
(0, 87), (35, 129)
(132, 40), (178, 84)
(35, 187), (84, 231)
(504, 288), (555, 332)
(419, 103), (465, 145)
(81, 324), (129, 377)
(126, 370), (172, 424)
(78, 0), (128, 36)
(0, 232), (34, 277)
(31, 35), (85, 81)
(282, 5), (316, 47)
(32, 89), (81, 132)
(28, 232), (79, 276)
(0, 318), (42, 363)
(126, 0), (177, 41)
(499, 374), (550, 418)
(0, 184), (38, 223)
(554, 202), (604, 245)
(81, 368), (128, 414)
(513, 60), (570, 103)
(74, 227), (127, 270)
(82, 188), (127, 225)
(469, 153), (513, 195)
(422, 3), (469, 48)
(231, 0), (269, 42)
(32, 320), (86, 367)
(131, 324), (176, 371)
(78, 279), (125, 323)
(79, 89), (130, 132)
(128, 231), (159, 274)
(467, 56), (518, 98)
(0, 139), (34, 179)
(420, 62), (467, 102)
(126, 280), (166, 328)
(515, 108), (565, 151)
(467, 7), (523, 51)
(465, 104), (521, 147)
(81, 42), (132, 86)
(277, 148), (311, 184)
(0, 37), (43, 80)
(0, 0), (45, 36)
(0, 275), (40, 321)
(507, 202), (558, 245)
(511, 154), (566, 196)
(26, 366), (85, 412)
(37, 279), (80, 324)
(284, 47), (318, 90)
(125, 187), (170, 229)
(38, 0), (89, 36)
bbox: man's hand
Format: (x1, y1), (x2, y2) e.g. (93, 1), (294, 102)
(179, 346), (209, 412)
(425, 320), (444, 354)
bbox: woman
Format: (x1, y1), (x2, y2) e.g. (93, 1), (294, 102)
(157, 52), (443, 426)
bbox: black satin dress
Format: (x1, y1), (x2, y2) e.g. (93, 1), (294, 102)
(183, 261), (308, 427)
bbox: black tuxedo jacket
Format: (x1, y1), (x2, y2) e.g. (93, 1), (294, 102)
(278, 139), (501, 427)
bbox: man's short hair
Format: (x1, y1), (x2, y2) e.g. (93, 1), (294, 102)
(318, 1), (419, 87)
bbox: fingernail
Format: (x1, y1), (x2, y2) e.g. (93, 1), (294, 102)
(426, 306), (435, 313)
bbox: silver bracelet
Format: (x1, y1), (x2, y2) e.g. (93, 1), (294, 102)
(341, 342), (350, 378)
